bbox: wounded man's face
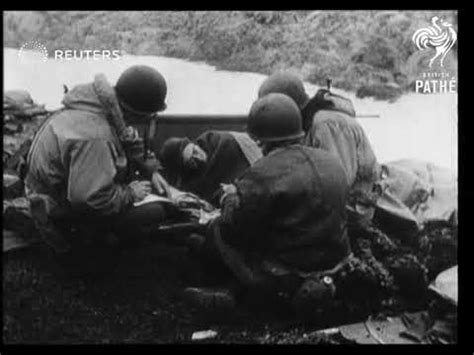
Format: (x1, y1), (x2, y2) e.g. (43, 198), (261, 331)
(182, 143), (208, 173)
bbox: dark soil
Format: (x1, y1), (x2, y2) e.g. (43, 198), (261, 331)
(3, 219), (457, 344)
(3, 239), (356, 344)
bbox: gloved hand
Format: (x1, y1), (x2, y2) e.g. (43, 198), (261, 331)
(128, 180), (152, 202)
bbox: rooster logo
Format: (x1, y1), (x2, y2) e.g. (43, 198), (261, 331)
(412, 16), (457, 68)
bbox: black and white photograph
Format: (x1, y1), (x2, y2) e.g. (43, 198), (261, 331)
(3, 10), (458, 345)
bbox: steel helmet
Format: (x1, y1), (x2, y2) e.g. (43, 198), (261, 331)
(115, 65), (167, 114)
(258, 71), (310, 110)
(247, 93), (304, 143)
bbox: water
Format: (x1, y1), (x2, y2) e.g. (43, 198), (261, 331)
(4, 48), (457, 174)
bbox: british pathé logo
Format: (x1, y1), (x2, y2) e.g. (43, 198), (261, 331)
(412, 16), (457, 69)
(412, 16), (457, 94)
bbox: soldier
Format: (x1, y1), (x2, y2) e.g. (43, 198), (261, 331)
(257, 71), (381, 228)
(25, 65), (174, 275)
(184, 93), (351, 315)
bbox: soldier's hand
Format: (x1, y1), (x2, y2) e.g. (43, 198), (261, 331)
(151, 171), (172, 198)
(129, 180), (152, 202)
(123, 127), (145, 161)
(123, 126), (140, 141)
(221, 192), (240, 225)
(219, 183), (237, 206)
(220, 183), (237, 195)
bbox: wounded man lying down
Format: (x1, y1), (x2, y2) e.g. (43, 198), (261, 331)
(159, 130), (262, 206)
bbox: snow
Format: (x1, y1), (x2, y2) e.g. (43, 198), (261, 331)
(4, 48), (457, 174)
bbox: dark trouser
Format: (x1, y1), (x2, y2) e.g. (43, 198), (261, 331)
(49, 202), (171, 276)
(193, 220), (303, 309)
(111, 201), (173, 246)
(53, 202), (171, 246)
(195, 220), (397, 316)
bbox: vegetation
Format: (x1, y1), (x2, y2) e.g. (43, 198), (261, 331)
(4, 11), (457, 100)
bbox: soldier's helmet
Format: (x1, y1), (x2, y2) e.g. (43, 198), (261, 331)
(258, 71), (310, 110)
(247, 93), (304, 143)
(115, 65), (167, 114)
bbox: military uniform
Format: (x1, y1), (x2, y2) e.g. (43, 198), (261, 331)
(25, 72), (169, 263)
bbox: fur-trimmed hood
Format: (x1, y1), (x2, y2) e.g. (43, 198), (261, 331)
(61, 74), (129, 141)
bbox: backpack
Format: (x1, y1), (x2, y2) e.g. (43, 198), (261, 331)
(302, 88), (356, 132)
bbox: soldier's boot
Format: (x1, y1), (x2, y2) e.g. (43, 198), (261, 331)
(291, 276), (336, 319)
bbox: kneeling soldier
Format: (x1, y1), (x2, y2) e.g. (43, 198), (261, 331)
(184, 93), (352, 315)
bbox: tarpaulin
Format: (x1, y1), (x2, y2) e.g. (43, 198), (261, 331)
(324, 310), (456, 344)
(376, 159), (457, 229)
(429, 266), (458, 306)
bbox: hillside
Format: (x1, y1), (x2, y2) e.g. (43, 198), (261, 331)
(4, 11), (458, 100)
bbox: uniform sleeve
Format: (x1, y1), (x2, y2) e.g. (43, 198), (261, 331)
(66, 139), (134, 216)
(220, 173), (271, 249)
(354, 125), (379, 183)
